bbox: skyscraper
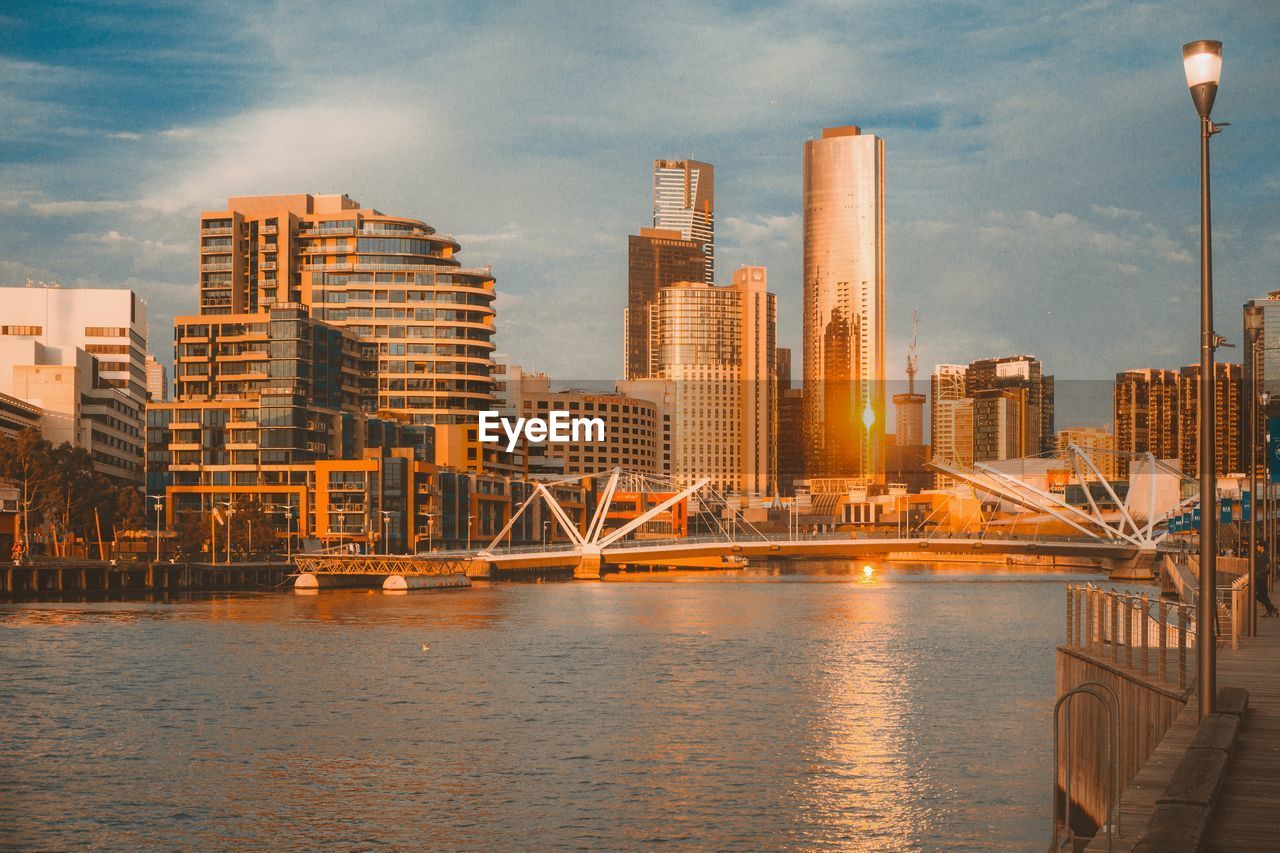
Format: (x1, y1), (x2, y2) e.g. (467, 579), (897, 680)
(651, 266), (775, 497)
(966, 355), (1054, 457)
(625, 228), (706, 380)
(652, 159), (714, 282)
(1177, 362), (1243, 478)
(1056, 427), (1118, 480)
(1113, 368), (1180, 477)
(802, 125), (886, 482)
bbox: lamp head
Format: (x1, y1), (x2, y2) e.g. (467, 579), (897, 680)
(1182, 39), (1222, 117)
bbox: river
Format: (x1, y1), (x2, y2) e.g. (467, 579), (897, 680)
(0, 562), (1112, 850)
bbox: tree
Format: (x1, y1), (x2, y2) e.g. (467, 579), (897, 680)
(0, 427), (53, 556)
(109, 484), (148, 535)
(40, 443), (97, 557)
(174, 511), (212, 562)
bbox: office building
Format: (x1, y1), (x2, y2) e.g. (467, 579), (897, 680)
(652, 159), (714, 282)
(1056, 426), (1118, 481)
(932, 398), (974, 473)
(197, 193), (497, 427)
(145, 353), (167, 402)
(0, 286), (148, 481)
(802, 125), (886, 482)
(624, 228), (707, 380)
(651, 266), (776, 496)
(776, 347), (804, 496)
(1177, 362), (1243, 478)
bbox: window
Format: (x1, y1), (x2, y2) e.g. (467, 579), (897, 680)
(1, 325), (42, 335)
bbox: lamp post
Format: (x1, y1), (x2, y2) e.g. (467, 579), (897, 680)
(542, 519), (550, 547)
(1245, 306), (1262, 638)
(267, 504), (294, 558)
(148, 494), (164, 562)
(379, 509), (393, 556)
(1184, 38), (1224, 718)
(467, 514), (476, 552)
(217, 500), (236, 565)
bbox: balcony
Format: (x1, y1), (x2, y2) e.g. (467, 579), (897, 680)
(201, 261), (232, 271)
(302, 244), (352, 254)
(201, 227), (232, 236)
(260, 261), (277, 271)
(260, 225), (278, 235)
(201, 244), (232, 254)
(298, 226), (354, 237)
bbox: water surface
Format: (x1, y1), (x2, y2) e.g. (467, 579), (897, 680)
(0, 562), (1107, 849)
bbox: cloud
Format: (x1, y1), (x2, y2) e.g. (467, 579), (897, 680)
(28, 199), (136, 216)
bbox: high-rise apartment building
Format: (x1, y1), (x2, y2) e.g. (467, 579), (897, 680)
(652, 159), (714, 282)
(198, 193), (496, 428)
(1056, 427), (1118, 481)
(1113, 368), (1180, 478)
(1177, 362), (1243, 478)
(776, 347), (804, 496)
(966, 355), (1054, 457)
(932, 398), (974, 471)
(928, 363), (972, 488)
(0, 286), (149, 481)
(624, 228), (707, 380)
(651, 266), (775, 496)
(802, 125), (886, 482)
(145, 353), (167, 402)
(973, 388), (1026, 462)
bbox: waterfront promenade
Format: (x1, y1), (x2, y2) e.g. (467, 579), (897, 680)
(1082, 609), (1280, 850)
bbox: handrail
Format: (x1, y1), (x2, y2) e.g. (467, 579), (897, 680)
(1066, 584), (1197, 689)
(1053, 681), (1121, 851)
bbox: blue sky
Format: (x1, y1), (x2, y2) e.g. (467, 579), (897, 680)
(1, 1), (1278, 420)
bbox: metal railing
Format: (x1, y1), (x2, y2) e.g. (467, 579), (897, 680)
(1065, 584), (1197, 689)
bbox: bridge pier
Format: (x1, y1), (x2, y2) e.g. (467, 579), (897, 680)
(574, 547), (603, 580)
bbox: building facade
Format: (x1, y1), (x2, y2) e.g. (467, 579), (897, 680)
(493, 363), (670, 478)
(1177, 362), (1243, 478)
(651, 266), (776, 496)
(1113, 368), (1181, 477)
(1055, 426), (1118, 481)
(198, 193), (497, 428)
(802, 125), (886, 483)
(965, 355), (1054, 457)
(145, 353), (167, 402)
(652, 159), (714, 283)
(624, 228), (707, 380)
(0, 286), (149, 481)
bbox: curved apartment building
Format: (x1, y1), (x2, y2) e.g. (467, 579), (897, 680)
(199, 193), (496, 427)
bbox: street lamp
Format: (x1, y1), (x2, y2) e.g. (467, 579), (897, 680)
(216, 500), (236, 565)
(267, 504), (295, 558)
(147, 494), (164, 562)
(1184, 38), (1225, 718)
(1245, 306), (1263, 638)
(542, 519), (550, 547)
(417, 512), (440, 554)
(379, 509), (393, 556)
(467, 514), (477, 552)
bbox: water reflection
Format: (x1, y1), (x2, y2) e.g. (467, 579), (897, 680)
(0, 562), (1107, 849)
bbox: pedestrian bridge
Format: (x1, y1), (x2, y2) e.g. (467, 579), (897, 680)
(293, 463), (1164, 584)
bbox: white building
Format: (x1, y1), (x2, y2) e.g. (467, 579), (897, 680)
(145, 352), (167, 402)
(0, 286), (149, 481)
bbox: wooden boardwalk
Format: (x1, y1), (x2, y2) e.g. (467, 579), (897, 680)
(1207, 614), (1280, 852)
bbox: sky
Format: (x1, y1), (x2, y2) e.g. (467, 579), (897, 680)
(1, 1), (1278, 426)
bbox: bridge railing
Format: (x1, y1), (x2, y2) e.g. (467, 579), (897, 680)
(1065, 584), (1197, 689)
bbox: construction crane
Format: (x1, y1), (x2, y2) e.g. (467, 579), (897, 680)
(906, 310), (919, 395)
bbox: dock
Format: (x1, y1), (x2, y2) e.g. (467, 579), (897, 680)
(1059, 575), (1280, 851)
(2, 559), (290, 598)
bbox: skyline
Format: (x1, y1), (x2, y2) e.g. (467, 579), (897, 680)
(1, 2), (1278, 387)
